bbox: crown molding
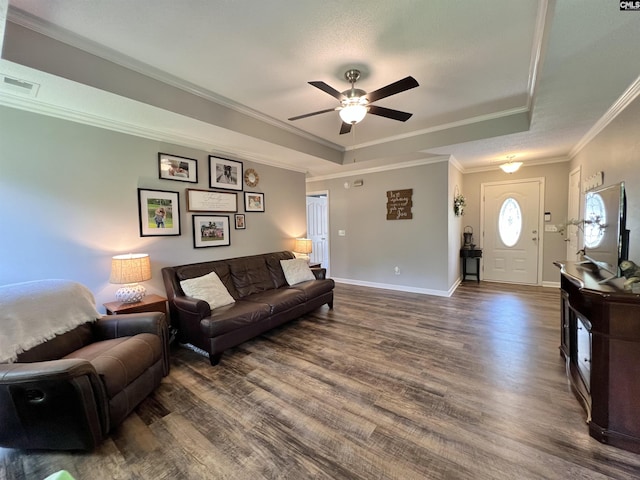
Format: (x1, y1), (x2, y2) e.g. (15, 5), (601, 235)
(306, 155), (450, 182)
(569, 74), (640, 159)
(462, 155), (569, 174)
(6, 6), (342, 153)
(0, 91), (310, 173)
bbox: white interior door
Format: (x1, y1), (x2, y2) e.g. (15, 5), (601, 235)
(482, 179), (543, 284)
(566, 166), (582, 261)
(306, 193), (329, 271)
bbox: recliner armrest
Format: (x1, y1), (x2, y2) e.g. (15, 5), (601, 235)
(94, 312), (167, 339)
(0, 359), (108, 450)
(0, 358), (96, 383)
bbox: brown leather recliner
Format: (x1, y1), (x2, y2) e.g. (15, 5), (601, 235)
(0, 312), (170, 451)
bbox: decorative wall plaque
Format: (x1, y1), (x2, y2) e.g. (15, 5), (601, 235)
(386, 189), (413, 220)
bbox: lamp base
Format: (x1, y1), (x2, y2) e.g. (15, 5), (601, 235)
(115, 284), (146, 303)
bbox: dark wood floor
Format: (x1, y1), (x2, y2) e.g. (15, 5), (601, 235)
(3, 282), (640, 479)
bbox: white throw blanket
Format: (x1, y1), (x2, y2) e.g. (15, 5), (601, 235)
(0, 279), (101, 363)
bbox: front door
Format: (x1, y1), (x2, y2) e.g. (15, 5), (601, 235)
(481, 179), (543, 284)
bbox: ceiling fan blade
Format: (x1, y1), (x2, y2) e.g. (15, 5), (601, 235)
(368, 105), (413, 122)
(367, 76), (419, 103)
(339, 122), (353, 135)
(288, 108), (337, 121)
(309, 81), (345, 101)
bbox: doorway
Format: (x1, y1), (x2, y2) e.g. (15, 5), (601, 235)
(481, 178), (544, 285)
(306, 191), (330, 275)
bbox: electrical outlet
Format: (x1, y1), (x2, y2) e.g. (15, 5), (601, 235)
(394, 266), (400, 275)
(338, 230), (346, 236)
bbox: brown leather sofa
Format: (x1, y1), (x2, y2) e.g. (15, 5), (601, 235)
(0, 312), (170, 450)
(162, 251), (334, 366)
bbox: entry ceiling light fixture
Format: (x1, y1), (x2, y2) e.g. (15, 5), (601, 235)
(500, 155), (523, 174)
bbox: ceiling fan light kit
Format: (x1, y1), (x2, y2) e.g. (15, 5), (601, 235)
(289, 68), (419, 134)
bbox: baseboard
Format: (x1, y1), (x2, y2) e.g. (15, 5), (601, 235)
(542, 281), (561, 288)
(332, 277), (455, 297)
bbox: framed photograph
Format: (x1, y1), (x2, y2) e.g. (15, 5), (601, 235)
(158, 153), (198, 183)
(186, 188), (237, 212)
(192, 215), (230, 248)
(244, 192), (265, 212)
(234, 214), (246, 230)
(138, 188), (181, 236)
(209, 155), (243, 191)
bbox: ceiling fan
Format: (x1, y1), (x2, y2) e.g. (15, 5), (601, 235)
(288, 69), (419, 135)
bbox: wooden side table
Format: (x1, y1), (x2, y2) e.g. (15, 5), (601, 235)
(104, 293), (167, 315)
(460, 248), (482, 283)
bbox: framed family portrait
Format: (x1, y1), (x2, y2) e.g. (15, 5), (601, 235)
(209, 156), (243, 191)
(192, 215), (231, 248)
(234, 214), (246, 230)
(158, 153), (198, 183)
(138, 188), (181, 236)
(244, 192), (265, 212)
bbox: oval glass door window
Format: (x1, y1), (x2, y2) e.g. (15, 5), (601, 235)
(584, 192), (606, 248)
(498, 197), (522, 247)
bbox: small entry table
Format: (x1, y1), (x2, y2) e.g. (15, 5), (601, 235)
(460, 248), (482, 283)
(104, 294), (167, 315)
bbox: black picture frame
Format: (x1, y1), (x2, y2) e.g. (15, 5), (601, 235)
(158, 153), (198, 183)
(192, 215), (231, 248)
(138, 188), (181, 236)
(244, 192), (265, 212)
(209, 155), (243, 191)
(234, 214), (246, 230)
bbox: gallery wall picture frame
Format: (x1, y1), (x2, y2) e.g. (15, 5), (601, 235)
(209, 155), (243, 191)
(186, 188), (237, 212)
(138, 188), (181, 236)
(244, 192), (265, 212)
(192, 215), (231, 248)
(158, 153), (198, 183)
(234, 214), (246, 230)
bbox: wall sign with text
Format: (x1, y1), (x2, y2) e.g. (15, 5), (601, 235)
(386, 189), (413, 220)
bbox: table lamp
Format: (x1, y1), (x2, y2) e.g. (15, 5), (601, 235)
(294, 238), (313, 263)
(109, 253), (152, 303)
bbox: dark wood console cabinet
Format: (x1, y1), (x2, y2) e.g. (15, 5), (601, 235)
(555, 261), (640, 453)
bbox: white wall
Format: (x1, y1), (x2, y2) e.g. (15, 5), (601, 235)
(0, 105), (307, 311)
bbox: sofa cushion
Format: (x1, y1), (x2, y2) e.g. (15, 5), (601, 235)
(180, 271), (235, 309)
(228, 256), (273, 297)
(289, 278), (336, 300)
(243, 288), (307, 314)
(280, 258), (316, 285)
(264, 251), (295, 288)
(200, 301), (271, 336)
(64, 333), (162, 398)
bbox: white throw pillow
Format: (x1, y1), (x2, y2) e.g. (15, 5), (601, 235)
(180, 271), (235, 309)
(280, 258), (316, 285)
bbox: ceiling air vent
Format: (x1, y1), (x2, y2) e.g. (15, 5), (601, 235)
(0, 74), (40, 97)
